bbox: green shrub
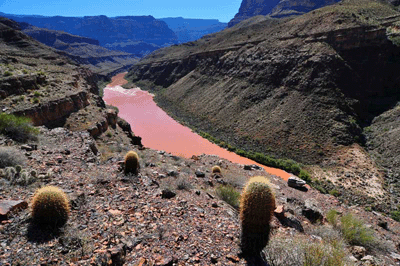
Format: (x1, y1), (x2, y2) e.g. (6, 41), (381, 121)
(33, 91), (41, 97)
(32, 97), (40, 104)
(4, 71), (13, 76)
(264, 233), (351, 266)
(216, 185), (240, 208)
(197, 131), (311, 180)
(326, 209), (339, 225)
(329, 189), (341, 197)
(0, 147), (26, 168)
(0, 113), (38, 142)
(340, 213), (375, 247)
(391, 210), (400, 222)
(326, 210), (375, 248)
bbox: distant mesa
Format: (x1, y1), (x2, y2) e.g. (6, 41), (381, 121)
(0, 13), (229, 57)
(0, 13), (178, 57)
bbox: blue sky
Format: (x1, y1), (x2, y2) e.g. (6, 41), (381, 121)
(0, 0), (242, 22)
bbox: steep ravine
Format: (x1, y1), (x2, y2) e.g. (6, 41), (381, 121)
(126, 0), (400, 211)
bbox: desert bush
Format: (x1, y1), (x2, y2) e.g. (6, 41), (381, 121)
(0, 113), (38, 142)
(216, 184), (240, 208)
(240, 176), (276, 256)
(31, 186), (70, 226)
(340, 213), (375, 247)
(124, 151), (139, 175)
(0, 147), (26, 168)
(326, 209), (375, 248)
(264, 233), (352, 266)
(175, 177), (192, 190)
(391, 210), (400, 222)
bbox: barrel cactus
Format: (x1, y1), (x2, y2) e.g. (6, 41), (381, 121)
(240, 176), (276, 256)
(31, 186), (70, 226)
(212, 165), (221, 174)
(124, 151), (139, 175)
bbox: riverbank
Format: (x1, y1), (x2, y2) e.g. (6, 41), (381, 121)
(103, 73), (291, 181)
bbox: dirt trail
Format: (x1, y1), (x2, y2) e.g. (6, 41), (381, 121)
(103, 72), (291, 181)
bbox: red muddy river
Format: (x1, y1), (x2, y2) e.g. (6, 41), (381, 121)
(103, 72), (290, 181)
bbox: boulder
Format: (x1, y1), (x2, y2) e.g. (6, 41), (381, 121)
(288, 176), (306, 188)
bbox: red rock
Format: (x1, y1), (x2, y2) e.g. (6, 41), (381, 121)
(136, 258), (147, 266)
(0, 200), (28, 220)
(226, 254), (240, 262)
(108, 209), (122, 216)
(274, 205), (285, 220)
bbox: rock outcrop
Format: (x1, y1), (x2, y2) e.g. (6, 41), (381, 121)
(0, 17), (136, 138)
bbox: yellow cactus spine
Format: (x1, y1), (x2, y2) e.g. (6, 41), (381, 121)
(31, 186), (70, 226)
(124, 150), (139, 175)
(240, 176), (276, 256)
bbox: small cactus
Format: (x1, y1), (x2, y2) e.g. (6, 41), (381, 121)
(30, 170), (37, 178)
(4, 167), (16, 181)
(31, 186), (70, 226)
(240, 176), (276, 256)
(212, 165), (221, 174)
(124, 151), (139, 175)
(15, 165), (22, 173)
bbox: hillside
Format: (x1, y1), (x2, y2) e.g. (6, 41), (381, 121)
(125, 0), (400, 212)
(0, 17), (137, 139)
(160, 17), (227, 43)
(228, 0), (339, 26)
(19, 23), (139, 76)
(0, 13), (178, 57)
(1, 14), (400, 266)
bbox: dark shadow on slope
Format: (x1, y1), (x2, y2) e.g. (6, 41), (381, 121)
(26, 219), (64, 243)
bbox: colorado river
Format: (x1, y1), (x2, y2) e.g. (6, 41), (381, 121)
(103, 72), (291, 180)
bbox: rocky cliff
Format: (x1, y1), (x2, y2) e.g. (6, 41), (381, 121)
(0, 14), (178, 56)
(19, 23), (139, 77)
(126, 0), (400, 210)
(0, 17), (135, 139)
(228, 0), (339, 27)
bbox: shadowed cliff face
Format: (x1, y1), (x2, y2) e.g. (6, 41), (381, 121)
(228, 0), (339, 27)
(19, 23), (139, 76)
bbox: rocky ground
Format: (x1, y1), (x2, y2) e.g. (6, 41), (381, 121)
(0, 125), (400, 265)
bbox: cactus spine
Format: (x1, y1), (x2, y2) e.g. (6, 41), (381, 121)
(31, 186), (70, 226)
(240, 176), (276, 256)
(124, 151), (139, 175)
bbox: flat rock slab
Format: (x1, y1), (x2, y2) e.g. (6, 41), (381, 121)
(0, 200), (28, 219)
